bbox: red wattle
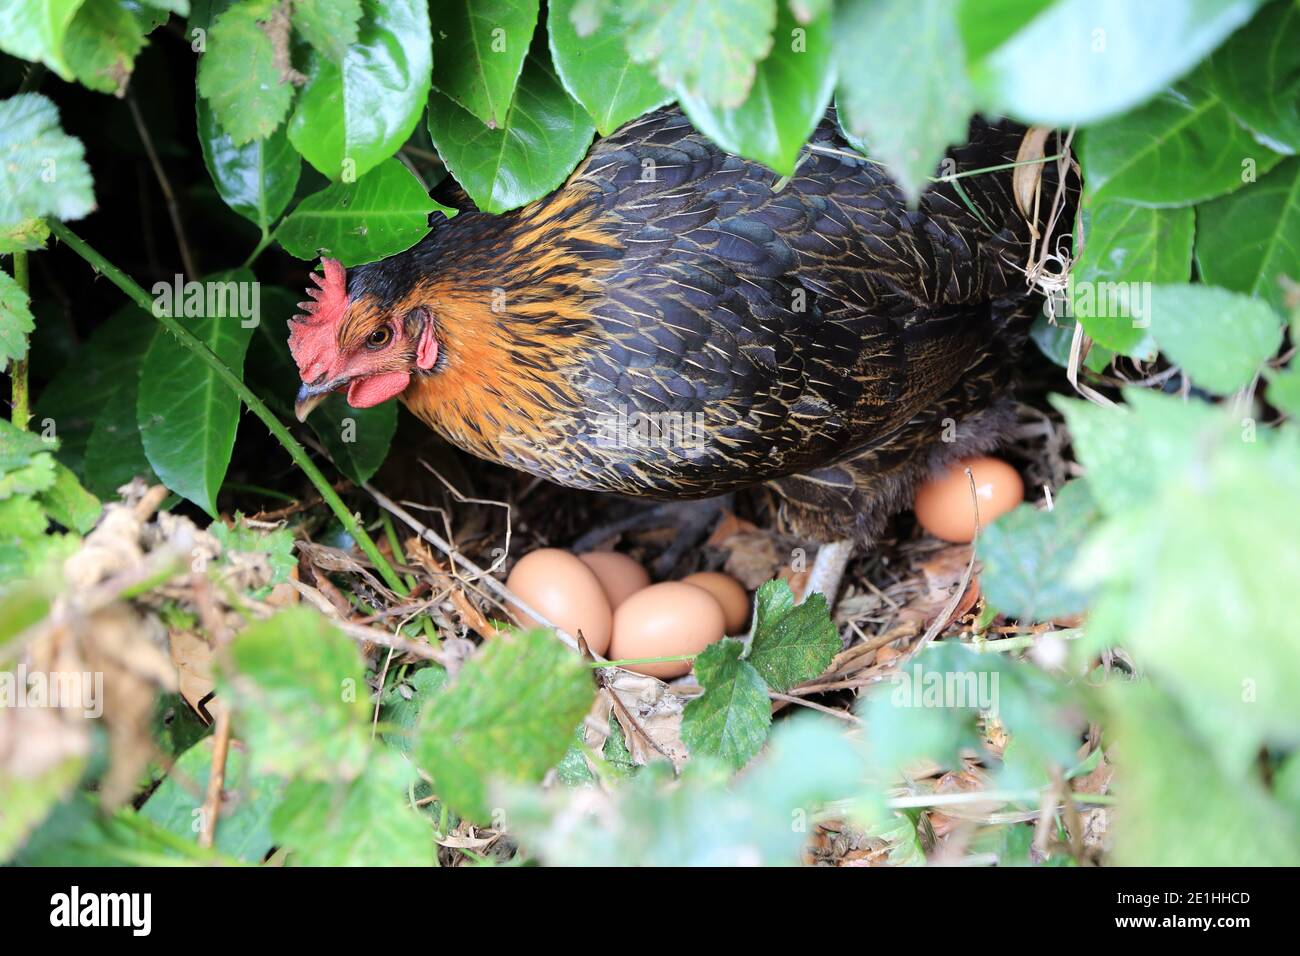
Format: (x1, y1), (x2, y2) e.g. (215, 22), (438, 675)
(347, 371), (411, 408)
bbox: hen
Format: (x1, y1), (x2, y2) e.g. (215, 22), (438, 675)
(290, 109), (1072, 543)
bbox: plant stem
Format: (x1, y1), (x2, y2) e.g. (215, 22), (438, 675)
(46, 220), (408, 596)
(241, 226), (277, 270)
(9, 251), (31, 429)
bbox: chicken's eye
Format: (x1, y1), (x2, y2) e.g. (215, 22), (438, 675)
(366, 327), (392, 349)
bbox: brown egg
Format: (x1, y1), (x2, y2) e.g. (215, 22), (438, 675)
(505, 548), (612, 655)
(913, 456), (1024, 543)
(681, 571), (750, 634)
(609, 582), (727, 679)
(578, 551), (651, 610)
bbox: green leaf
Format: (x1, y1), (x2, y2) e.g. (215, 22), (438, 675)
(140, 736), (281, 862)
(619, 0), (777, 109)
(291, 0), (361, 63)
(0, 753), (85, 862)
(137, 271), (257, 515)
(1266, 364), (1300, 418)
(0, 417), (50, 473)
(217, 607), (371, 779)
(0, 268), (34, 369)
(308, 392), (397, 484)
(210, 514), (296, 590)
(976, 479), (1099, 621)
(960, 0), (1265, 126)
(1195, 157), (1300, 315)
(547, 0), (670, 136)
(196, 0), (293, 146)
(0, 93), (95, 228)
(834, 0), (973, 201)
(1148, 283), (1284, 394)
(1206, 0), (1300, 153)
(276, 157), (448, 266)
(679, 1), (833, 176)
(0, 218), (51, 253)
(271, 748), (432, 865)
(287, 0), (432, 181)
(36, 460), (100, 533)
(0, 0), (86, 81)
(745, 578), (839, 692)
(427, 46), (595, 213)
(429, 0), (540, 129)
(378, 664), (447, 752)
(84, 380), (154, 498)
(1068, 201), (1193, 355)
(681, 638), (772, 770)
(63, 0), (149, 95)
(1029, 314), (1113, 372)
(196, 90), (301, 232)
(1078, 79), (1284, 208)
(416, 627), (594, 823)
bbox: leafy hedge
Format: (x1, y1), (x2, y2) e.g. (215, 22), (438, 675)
(1, 0), (1298, 866)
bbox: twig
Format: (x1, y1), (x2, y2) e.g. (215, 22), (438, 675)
(198, 707), (231, 850)
(127, 93), (197, 279)
(9, 251), (30, 428)
(768, 691), (860, 723)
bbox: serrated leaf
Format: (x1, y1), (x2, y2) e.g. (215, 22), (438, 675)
(548, 0), (670, 136)
(745, 578), (839, 692)
(834, 0), (973, 201)
(619, 0), (777, 109)
(0, 0), (86, 81)
(0, 417), (51, 473)
(291, 0), (360, 63)
(1195, 157), (1300, 315)
(1079, 77), (1284, 208)
(137, 271), (257, 515)
(427, 45), (595, 213)
(196, 0), (293, 146)
(210, 513), (296, 591)
(276, 157), (449, 266)
(976, 479), (1099, 621)
(1069, 201), (1193, 355)
(0, 93), (96, 227)
(0, 269), (34, 369)
(429, 0), (540, 129)
(217, 607), (371, 779)
(63, 0), (148, 95)
(1206, 0), (1300, 153)
(960, 0), (1265, 126)
(1148, 283), (1284, 394)
(0, 218), (50, 253)
(416, 628), (594, 823)
(36, 460), (100, 533)
(379, 665), (447, 752)
(287, 0), (432, 181)
(681, 638), (771, 770)
(680, 1), (833, 176)
(196, 90), (301, 231)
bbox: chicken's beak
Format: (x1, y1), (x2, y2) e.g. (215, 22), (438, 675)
(294, 382), (331, 422)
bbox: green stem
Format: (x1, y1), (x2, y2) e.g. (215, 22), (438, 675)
(241, 225), (277, 270)
(47, 220), (407, 596)
(591, 652), (698, 669)
(10, 250), (30, 429)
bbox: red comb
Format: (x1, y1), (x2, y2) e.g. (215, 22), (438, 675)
(288, 258), (348, 382)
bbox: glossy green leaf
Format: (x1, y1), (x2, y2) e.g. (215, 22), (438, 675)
(835, 0), (973, 201)
(548, 0), (670, 136)
(427, 47), (595, 213)
(416, 628), (594, 823)
(84, 381), (155, 500)
(429, 0), (540, 129)
(745, 579), (839, 692)
(291, 0), (361, 63)
(681, 638), (772, 770)
(1069, 201), (1194, 355)
(196, 91), (301, 231)
(961, 0), (1264, 126)
(276, 158), (449, 266)
(1195, 157), (1300, 314)
(619, 0), (777, 109)
(287, 0), (432, 181)
(976, 480), (1099, 621)
(1079, 80), (1284, 208)
(137, 271), (257, 515)
(1029, 314), (1114, 372)
(307, 393), (396, 485)
(679, 1), (833, 176)
(0, 93), (95, 228)
(0, 0), (86, 80)
(63, 0), (148, 95)
(196, 0), (293, 146)
(1148, 283), (1284, 394)
(1206, 0), (1300, 153)
(0, 269), (34, 369)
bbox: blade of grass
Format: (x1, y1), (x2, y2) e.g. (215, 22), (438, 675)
(46, 220), (407, 596)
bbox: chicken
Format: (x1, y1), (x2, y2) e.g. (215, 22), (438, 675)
(290, 109), (1073, 543)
